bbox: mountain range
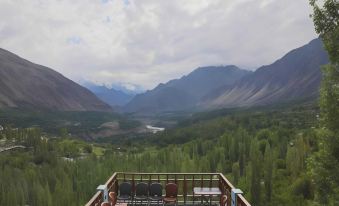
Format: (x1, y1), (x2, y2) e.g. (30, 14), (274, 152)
(0, 48), (112, 112)
(0, 38), (329, 113)
(125, 38), (329, 113)
(202, 38), (328, 108)
(124, 65), (251, 113)
(84, 83), (134, 107)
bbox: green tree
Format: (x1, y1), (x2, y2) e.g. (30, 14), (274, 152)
(232, 162), (240, 185)
(264, 142), (273, 202)
(59, 127), (69, 138)
(310, 0), (339, 64)
(309, 0), (339, 204)
(250, 140), (262, 206)
(83, 144), (93, 153)
(239, 142), (245, 176)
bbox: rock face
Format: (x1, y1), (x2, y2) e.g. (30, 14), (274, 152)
(124, 65), (251, 113)
(0, 48), (112, 111)
(202, 38), (329, 108)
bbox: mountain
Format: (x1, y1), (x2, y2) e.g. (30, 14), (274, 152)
(110, 83), (145, 95)
(84, 83), (134, 106)
(0, 48), (112, 111)
(124, 65), (251, 113)
(202, 38), (329, 108)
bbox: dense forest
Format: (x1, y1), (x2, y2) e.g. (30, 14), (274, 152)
(0, 105), (322, 206)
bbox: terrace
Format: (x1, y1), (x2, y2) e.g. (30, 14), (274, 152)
(85, 172), (251, 206)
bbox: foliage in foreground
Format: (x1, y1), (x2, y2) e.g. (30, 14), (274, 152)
(309, 0), (339, 204)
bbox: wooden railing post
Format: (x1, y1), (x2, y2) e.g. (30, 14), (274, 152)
(192, 174), (195, 205)
(183, 175), (187, 205)
(231, 189), (243, 206)
(132, 174), (135, 193)
(96, 185), (108, 202)
(149, 174), (151, 187)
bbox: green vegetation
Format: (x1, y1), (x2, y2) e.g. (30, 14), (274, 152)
(309, 0), (339, 204)
(0, 109), (142, 139)
(92, 145), (105, 156)
(0, 109), (119, 133)
(0, 105), (324, 206)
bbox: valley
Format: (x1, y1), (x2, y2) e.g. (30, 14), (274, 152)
(0, 1), (338, 205)
(0, 37), (331, 206)
(0, 104), (321, 206)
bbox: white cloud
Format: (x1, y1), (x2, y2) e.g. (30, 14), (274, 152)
(0, 0), (317, 89)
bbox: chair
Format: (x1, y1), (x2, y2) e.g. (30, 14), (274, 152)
(109, 192), (117, 205)
(149, 183), (163, 205)
(163, 183), (178, 206)
(117, 182), (132, 203)
(134, 182), (149, 205)
(220, 194), (228, 206)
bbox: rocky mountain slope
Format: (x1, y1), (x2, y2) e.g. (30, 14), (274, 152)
(202, 38), (329, 108)
(0, 48), (112, 111)
(124, 65), (251, 113)
(125, 38), (329, 113)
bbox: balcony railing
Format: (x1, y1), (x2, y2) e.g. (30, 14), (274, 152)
(85, 172), (251, 206)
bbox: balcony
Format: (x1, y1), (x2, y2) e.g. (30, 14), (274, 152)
(85, 173), (251, 206)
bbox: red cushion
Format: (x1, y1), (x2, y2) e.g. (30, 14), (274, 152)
(163, 197), (177, 202)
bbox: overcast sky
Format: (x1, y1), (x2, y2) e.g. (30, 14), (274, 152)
(0, 0), (317, 90)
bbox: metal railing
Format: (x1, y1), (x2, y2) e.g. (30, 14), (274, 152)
(85, 172), (251, 206)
